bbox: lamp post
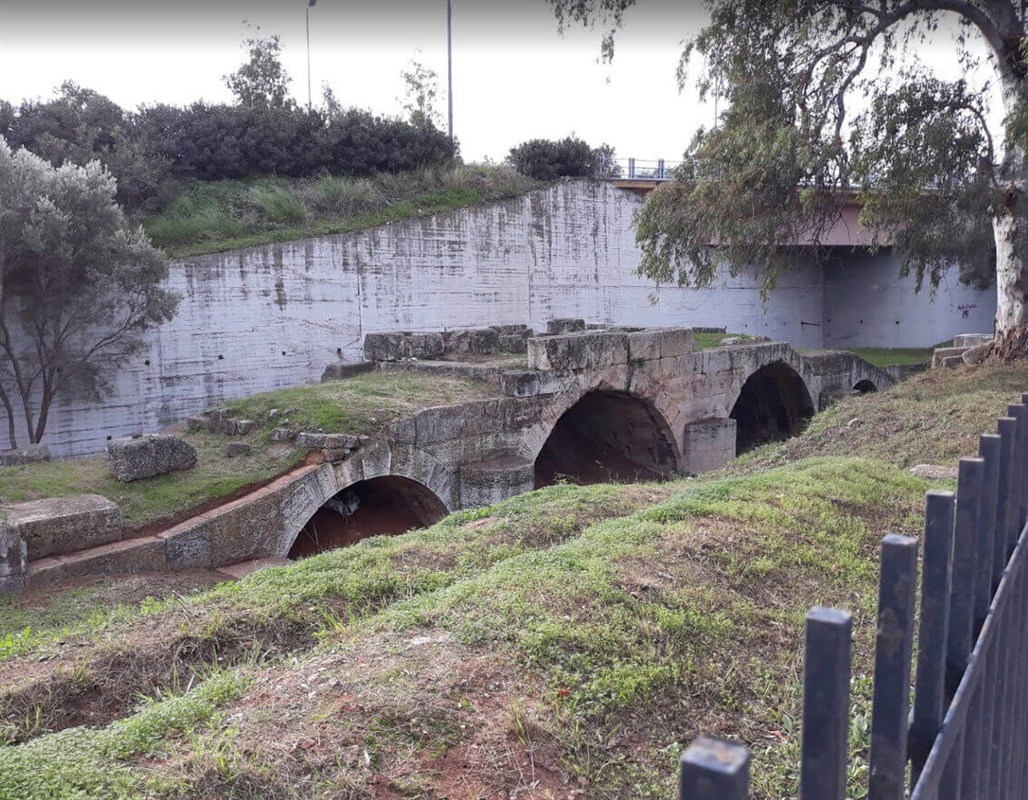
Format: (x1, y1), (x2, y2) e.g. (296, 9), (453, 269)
(447, 0), (453, 141)
(306, 0), (317, 110)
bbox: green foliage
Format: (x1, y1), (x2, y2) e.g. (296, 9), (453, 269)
(563, 1), (1023, 314)
(0, 82), (172, 211)
(0, 140), (178, 446)
(507, 135), (615, 180)
(400, 56), (441, 129)
(224, 34), (294, 111)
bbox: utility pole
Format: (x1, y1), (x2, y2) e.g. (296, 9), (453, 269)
(306, 0), (317, 110)
(447, 0), (454, 141)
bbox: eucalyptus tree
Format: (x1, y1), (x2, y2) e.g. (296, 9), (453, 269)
(551, 0), (1028, 336)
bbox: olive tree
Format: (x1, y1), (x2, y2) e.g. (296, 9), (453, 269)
(0, 139), (178, 447)
(551, 0), (1028, 337)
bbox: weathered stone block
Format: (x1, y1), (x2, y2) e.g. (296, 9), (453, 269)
(683, 418), (737, 475)
(363, 332), (406, 361)
(962, 342), (991, 365)
(497, 333), (530, 354)
(0, 445), (51, 467)
(490, 324), (531, 336)
(953, 333), (993, 348)
(932, 347), (968, 369)
(364, 332), (445, 361)
(527, 332), (628, 372)
(942, 355), (964, 369)
(546, 318), (585, 335)
(401, 332), (445, 360)
(627, 328), (693, 362)
(415, 406), (465, 445)
(107, 435), (197, 482)
(0, 527), (27, 593)
(2, 494), (121, 560)
(320, 361), (377, 382)
(271, 428), (295, 442)
(226, 443), (252, 458)
(446, 328), (501, 355)
(323, 434), (359, 450)
(700, 348), (731, 374)
(460, 454), (535, 507)
(295, 432), (327, 449)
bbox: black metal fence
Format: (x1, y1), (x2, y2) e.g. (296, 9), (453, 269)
(680, 394), (1028, 799)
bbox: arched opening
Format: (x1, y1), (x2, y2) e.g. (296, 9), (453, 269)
(730, 362), (815, 455)
(534, 390), (678, 488)
(854, 379), (878, 394)
(288, 476), (447, 559)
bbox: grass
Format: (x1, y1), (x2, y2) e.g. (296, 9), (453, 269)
(0, 370), (496, 527)
(848, 346), (935, 367)
(692, 331), (763, 350)
(142, 165), (542, 259)
(0, 457), (921, 799)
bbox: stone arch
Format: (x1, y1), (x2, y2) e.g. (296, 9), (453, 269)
(730, 361), (816, 454)
(533, 389), (680, 488)
(854, 379), (878, 394)
(288, 474), (447, 559)
(267, 441), (458, 558)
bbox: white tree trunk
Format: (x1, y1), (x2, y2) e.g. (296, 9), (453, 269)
(993, 211), (1028, 334)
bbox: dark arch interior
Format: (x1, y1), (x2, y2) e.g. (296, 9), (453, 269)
(288, 476), (447, 559)
(730, 362), (816, 455)
(854, 379), (878, 394)
(534, 390), (678, 488)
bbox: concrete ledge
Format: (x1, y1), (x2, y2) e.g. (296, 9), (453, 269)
(2, 494), (121, 560)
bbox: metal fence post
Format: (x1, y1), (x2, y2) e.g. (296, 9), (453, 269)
(679, 737), (750, 800)
(911, 490), (956, 784)
(948, 458), (983, 692)
(868, 534), (919, 800)
(800, 607), (852, 800)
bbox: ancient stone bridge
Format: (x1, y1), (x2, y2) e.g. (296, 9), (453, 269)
(15, 328), (892, 588)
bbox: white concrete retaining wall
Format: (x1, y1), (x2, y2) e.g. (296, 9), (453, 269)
(1, 181), (996, 457)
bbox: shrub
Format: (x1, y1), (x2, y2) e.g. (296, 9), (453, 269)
(506, 136), (615, 181)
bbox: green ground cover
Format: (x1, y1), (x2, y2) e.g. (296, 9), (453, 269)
(143, 165), (541, 259)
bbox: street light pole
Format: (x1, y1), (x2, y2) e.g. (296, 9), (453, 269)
(306, 0), (317, 110)
(447, 0), (453, 141)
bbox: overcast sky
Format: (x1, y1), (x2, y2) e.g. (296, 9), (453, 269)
(0, 1), (1002, 165)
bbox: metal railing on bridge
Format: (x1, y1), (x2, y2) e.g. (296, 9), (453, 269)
(604, 157), (683, 181)
(680, 395), (1028, 799)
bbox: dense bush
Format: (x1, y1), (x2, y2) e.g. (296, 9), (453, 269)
(506, 135), (616, 181)
(1, 85), (458, 212)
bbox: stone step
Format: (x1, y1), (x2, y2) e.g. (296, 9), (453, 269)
(2, 494), (120, 560)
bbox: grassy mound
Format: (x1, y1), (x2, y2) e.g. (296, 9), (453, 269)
(143, 165), (541, 259)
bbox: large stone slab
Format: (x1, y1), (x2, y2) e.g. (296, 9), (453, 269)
(363, 332), (444, 362)
(1, 494), (121, 560)
(107, 434), (198, 482)
(527, 331), (629, 372)
(0, 445), (51, 467)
